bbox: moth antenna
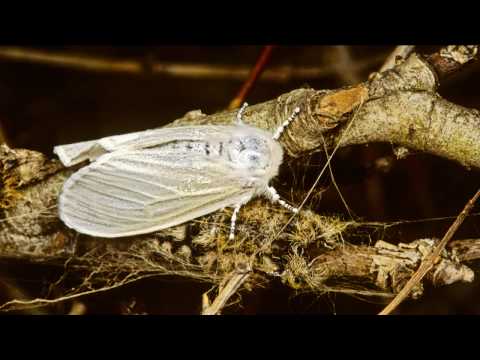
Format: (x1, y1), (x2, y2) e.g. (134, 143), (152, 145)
(272, 106), (301, 140)
(236, 102), (248, 125)
(267, 186), (299, 213)
(229, 204), (242, 240)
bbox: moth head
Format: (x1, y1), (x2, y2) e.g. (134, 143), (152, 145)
(227, 126), (283, 180)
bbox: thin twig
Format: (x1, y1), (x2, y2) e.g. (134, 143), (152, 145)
(0, 272), (159, 312)
(378, 188), (480, 315)
(201, 266), (251, 315)
(228, 46), (275, 110)
(0, 47), (142, 73)
(379, 45), (415, 72)
(321, 134), (356, 219)
(0, 278), (48, 314)
(0, 46), (386, 82)
(266, 97), (366, 250)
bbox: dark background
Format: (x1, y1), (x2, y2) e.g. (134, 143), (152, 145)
(1, 45), (480, 314)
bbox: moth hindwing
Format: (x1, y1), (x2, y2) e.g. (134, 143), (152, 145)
(56, 103), (301, 239)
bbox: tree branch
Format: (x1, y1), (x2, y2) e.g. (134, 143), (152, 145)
(1, 46), (479, 312)
(379, 188), (480, 314)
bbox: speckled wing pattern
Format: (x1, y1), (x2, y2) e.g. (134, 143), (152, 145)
(54, 126), (240, 166)
(57, 127), (256, 238)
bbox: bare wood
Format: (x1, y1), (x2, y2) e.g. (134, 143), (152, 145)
(201, 265), (251, 315)
(378, 189), (480, 315)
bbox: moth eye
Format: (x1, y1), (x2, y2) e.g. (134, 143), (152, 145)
(241, 150), (269, 169)
(249, 154), (259, 162)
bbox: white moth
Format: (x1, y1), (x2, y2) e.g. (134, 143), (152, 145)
(54, 103), (300, 239)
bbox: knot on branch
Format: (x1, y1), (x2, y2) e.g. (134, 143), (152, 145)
(273, 87), (369, 157)
(368, 53), (438, 98)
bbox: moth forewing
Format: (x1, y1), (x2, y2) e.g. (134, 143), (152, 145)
(56, 103), (301, 239)
(54, 126), (241, 167)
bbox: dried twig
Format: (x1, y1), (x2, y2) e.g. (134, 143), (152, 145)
(201, 264), (251, 315)
(0, 46), (386, 82)
(0, 271), (160, 312)
(0, 47), (142, 73)
(378, 189), (480, 315)
(228, 46), (275, 110)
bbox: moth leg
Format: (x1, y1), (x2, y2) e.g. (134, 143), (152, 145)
(229, 204), (242, 240)
(272, 106), (301, 140)
(235, 102), (248, 125)
(267, 186), (299, 213)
